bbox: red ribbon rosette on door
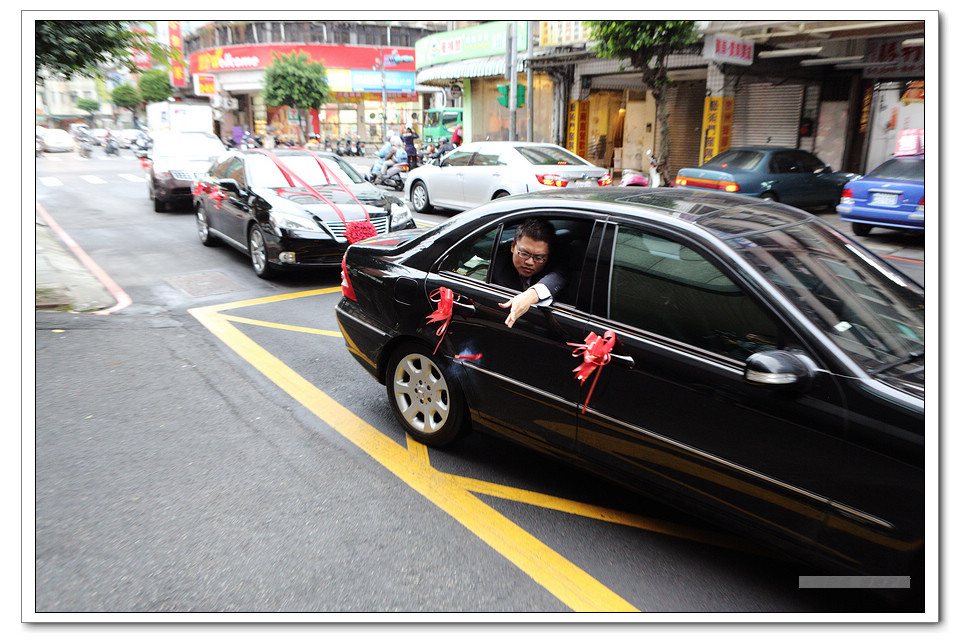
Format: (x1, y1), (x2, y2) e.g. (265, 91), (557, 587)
(568, 330), (616, 414)
(425, 287), (454, 354)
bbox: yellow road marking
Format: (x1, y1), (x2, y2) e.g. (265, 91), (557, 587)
(220, 314), (343, 337)
(190, 296), (636, 611)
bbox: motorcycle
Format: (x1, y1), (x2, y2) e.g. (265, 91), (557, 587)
(619, 150), (671, 188)
(104, 135), (119, 156)
(348, 139), (360, 156)
(619, 169), (649, 187)
(646, 149), (671, 187)
(78, 134), (94, 159)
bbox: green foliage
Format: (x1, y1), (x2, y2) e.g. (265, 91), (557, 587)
(587, 21), (698, 93)
(587, 20), (700, 182)
(35, 21), (178, 84)
(76, 97), (100, 115)
(261, 51), (331, 112)
(138, 69), (173, 104)
(111, 83), (142, 110)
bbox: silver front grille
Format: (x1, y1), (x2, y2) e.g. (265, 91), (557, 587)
(170, 170), (196, 181)
(324, 216), (389, 242)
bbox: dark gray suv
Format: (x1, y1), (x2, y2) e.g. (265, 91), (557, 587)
(146, 131), (226, 212)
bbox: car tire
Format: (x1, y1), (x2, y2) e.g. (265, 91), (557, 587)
(410, 180), (434, 213)
(759, 191), (778, 202)
(386, 342), (468, 447)
(153, 196), (167, 212)
(851, 222), (873, 237)
(492, 190), (510, 199)
(196, 204), (218, 247)
(248, 223), (274, 279)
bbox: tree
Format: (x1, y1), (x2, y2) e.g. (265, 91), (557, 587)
(111, 83), (141, 111)
(75, 97), (100, 125)
(261, 51), (331, 144)
(587, 20), (699, 183)
(137, 69), (174, 104)
(35, 21), (177, 84)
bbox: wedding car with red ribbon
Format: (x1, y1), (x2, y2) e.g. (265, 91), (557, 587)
(191, 148), (415, 278)
(335, 187), (925, 580)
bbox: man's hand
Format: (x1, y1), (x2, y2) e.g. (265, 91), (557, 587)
(498, 288), (540, 328)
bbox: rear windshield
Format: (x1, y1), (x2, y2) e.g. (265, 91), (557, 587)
(702, 149), (765, 170)
(515, 146), (588, 166)
(866, 157), (924, 182)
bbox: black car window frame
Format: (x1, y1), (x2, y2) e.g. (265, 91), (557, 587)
(441, 149), (476, 167)
(593, 220), (788, 364)
(435, 210), (602, 311)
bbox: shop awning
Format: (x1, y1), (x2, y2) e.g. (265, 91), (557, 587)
(416, 54), (527, 86)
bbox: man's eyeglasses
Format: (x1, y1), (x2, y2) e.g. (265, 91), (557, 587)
(514, 248), (548, 264)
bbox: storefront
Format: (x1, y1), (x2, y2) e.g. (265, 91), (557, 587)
(187, 43), (418, 143)
(415, 21), (553, 144)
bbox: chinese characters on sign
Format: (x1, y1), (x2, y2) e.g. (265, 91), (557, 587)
(863, 37), (924, 77)
(703, 34), (754, 66)
(700, 96), (734, 164)
(169, 21), (186, 88)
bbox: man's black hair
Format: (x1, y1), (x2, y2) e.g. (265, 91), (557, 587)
(513, 218), (556, 247)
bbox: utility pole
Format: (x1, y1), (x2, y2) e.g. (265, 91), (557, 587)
(527, 20), (534, 142)
(506, 22), (519, 141)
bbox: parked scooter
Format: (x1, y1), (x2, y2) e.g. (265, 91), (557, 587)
(78, 133), (94, 159)
(646, 149), (671, 187)
(619, 150), (671, 188)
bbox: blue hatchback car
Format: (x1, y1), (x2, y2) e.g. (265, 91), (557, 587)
(837, 154), (925, 236)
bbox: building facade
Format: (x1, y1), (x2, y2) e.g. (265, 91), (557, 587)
(415, 19), (928, 178)
(182, 20), (448, 143)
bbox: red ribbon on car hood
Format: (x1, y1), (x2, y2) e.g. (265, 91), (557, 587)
(568, 330), (616, 414)
(426, 287), (454, 354)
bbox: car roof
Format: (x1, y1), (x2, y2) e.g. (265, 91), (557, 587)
(464, 187), (816, 241)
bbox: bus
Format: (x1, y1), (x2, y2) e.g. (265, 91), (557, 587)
(422, 108), (463, 145)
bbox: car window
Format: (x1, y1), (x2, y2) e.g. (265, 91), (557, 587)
(442, 149), (475, 167)
(514, 146), (588, 166)
(702, 149), (764, 170)
(797, 151), (827, 173)
(471, 148), (506, 167)
(769, 152), (803, 174)
(223, 157), (246, 186)
(439, 216), (593, 307)
(866, 157), (924, 182)
(608, 225), (779, 360)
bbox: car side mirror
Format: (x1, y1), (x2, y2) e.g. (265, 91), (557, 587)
(743, 350), (817, 392)
(135, 149), (148, 159)
(217, 178), (243, 194)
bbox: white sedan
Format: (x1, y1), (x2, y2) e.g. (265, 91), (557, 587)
(40, 129), (78, 153)
(405, 141), (611, 213)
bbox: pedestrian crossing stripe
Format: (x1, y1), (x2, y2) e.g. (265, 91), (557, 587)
(80, 175), (107, 184)
(118, 174), (147, 182)
(39, 177), (63, 187)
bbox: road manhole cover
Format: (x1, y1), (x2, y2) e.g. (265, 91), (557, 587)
(165, 271), (245, 297)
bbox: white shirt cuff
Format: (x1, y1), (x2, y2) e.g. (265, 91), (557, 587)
(531, 282), (552, 304)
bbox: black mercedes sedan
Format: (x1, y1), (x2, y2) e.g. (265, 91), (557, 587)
(192, 149), (416, 278)
(335, 188), (925, 582)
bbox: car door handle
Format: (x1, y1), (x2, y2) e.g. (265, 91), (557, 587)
(609, 353), (635, 369)
(452, 295), (475, 315)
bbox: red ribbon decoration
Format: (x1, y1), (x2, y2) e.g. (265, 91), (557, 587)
(426, 287), (454, 354)
(568, 330), (617, 414)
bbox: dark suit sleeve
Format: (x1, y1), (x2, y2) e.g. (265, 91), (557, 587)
(534, 268), (567, 298)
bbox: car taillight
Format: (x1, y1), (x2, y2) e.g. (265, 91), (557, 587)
(916, 196), (924, 212)
(536, 174), (568, 187)
(341, 254), (357, 301)
(722, 182), (740, 192)
(840, 188), (855, 205)
(598, 173), (613, 186)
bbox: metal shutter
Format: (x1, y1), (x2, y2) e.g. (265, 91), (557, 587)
(730, 83), (803, 147)
(665, 80), (705, 172)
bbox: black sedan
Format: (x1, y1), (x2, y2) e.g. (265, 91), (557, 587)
(335, 188), (924, 583)
(192, 149), (416, 278)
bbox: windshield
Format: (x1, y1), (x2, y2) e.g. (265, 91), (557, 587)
(725, 221), (924, 376)
(245, 153), (365, 188)
(703, 149), (765, 170)
(153, 133), (225, 159)
(866, 157), (924, 182)
(515, 146), (588, 166)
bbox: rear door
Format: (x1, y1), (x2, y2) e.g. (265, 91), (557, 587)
(422, 212), (600, 453)
(428, 147), (475, 209)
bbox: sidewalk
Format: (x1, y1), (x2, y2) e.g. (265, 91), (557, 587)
(35, 212), (116, 312)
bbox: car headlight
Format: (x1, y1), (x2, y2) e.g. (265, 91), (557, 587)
(390, 203), (412, 228)
(270, 211), (316, 232)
